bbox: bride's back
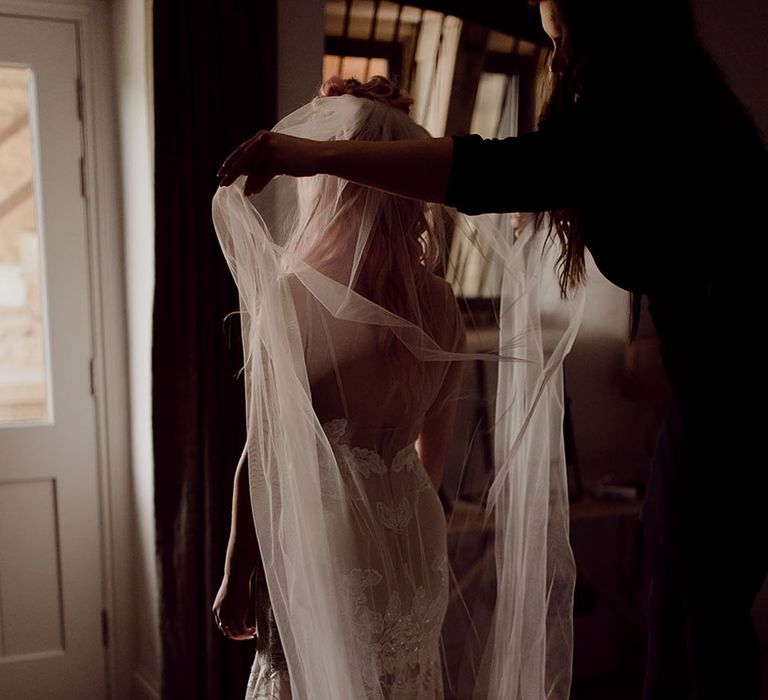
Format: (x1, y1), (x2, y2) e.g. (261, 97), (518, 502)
(290, 269), (461, 461)
(276, 87), (460, 459)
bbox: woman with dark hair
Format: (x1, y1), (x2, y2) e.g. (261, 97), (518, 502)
(219, 1), (768, 697)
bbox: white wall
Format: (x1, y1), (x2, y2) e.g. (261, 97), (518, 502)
(110, 0), (159, 697)
(276, 0), (325, 118)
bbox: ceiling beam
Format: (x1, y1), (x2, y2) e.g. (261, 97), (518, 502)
(402, 0), (547, 46)
(445, 21), (490, 137)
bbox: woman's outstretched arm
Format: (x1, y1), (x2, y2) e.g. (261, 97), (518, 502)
(218, 127), (584, 214)
(218, 131), (455, 201)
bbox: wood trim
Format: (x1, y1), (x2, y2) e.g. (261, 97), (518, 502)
(77, 5), (136, 699)
(133, 669), (161, 700)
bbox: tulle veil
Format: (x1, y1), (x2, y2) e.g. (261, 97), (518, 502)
(212, 92), (585, 699)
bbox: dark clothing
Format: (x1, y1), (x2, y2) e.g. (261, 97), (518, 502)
(643, 404), (767, 700)
(445, 47), (768, 699)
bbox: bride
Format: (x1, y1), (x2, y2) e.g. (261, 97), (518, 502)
(211, 76), (581, 699)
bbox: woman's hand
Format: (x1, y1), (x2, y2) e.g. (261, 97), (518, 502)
(218, 131), (454, 203)
(211, 571), (258, 641)
(218, 131), (324, 196)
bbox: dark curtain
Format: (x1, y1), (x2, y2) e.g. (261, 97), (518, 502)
(152, 2), (276, 698)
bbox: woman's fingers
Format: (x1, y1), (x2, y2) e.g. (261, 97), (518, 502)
(219, 132), (264, 177)
(218, 131), (321, 192)
(244, 168), (272, 196)
(219, 132), (272, 187)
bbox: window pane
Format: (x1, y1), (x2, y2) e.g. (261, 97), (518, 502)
(323, 55), (389, 82)
(0, 66), (50, 424)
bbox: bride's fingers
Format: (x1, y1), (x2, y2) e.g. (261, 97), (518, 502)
(226, 625), (258, 641)
(220, 619), (257, 640)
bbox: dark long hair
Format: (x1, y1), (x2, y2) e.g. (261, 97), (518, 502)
(531, 0), (699, 295)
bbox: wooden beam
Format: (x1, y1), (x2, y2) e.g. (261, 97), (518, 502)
(484, 52), (540, 133)
(517, 57), (540, 134)
(0, 114), (27, 146)
(0, 180), (33, 221)
(402, 0), (548, 46)
(445, 21), (490, 137)
(325, 36), (405, 79)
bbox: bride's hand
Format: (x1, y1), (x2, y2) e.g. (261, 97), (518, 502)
(218, 131), (324, 196)
(212, 572), (258, 641)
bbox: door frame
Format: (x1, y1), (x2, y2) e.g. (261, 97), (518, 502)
(0, 1), (133, 698)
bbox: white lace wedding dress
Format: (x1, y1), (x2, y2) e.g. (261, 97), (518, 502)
(246, 419), (449, 700)
(244, 276), (459, 700)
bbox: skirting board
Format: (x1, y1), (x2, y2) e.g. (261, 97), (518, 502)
(133, 670), (160, 700)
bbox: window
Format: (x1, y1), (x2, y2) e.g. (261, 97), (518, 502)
(0, 66), (50, 424)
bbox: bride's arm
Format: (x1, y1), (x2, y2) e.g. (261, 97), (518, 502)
(417, 300), (467, 490)
(223, 444), (258, 579)
(218, 131), (454, 201)
(212, 444), (259, 641)
(417, 358), (465, 491)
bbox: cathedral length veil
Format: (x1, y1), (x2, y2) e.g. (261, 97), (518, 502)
(212, 92), (585, 699)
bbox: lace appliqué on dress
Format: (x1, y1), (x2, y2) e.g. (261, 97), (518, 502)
(247, 419), (448, 699)
(376, 498), (413, 534)
(246, 651), (292, 700)
(342, 561), (447, 699)
(324, 419), (448, 699)
(322, 418), (433, 495)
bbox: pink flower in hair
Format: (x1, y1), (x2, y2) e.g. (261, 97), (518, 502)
(318, 75), (414, 115)
(391, 94), (414, 114)
(321, 75), (346, 97)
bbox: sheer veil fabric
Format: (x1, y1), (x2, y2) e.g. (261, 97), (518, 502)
(212, 94), (585, 699)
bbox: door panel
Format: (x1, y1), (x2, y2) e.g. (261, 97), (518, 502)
(0, 14), (106, 699)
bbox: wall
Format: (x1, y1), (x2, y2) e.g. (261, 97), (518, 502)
(110, 0), (160, 697)
(276, 0), (324, 118)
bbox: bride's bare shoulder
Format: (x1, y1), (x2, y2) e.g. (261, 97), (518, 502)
(424, 272), (458, 307)
(424, 273), (464, 345)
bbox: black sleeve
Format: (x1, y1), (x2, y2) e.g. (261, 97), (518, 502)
(444, 121), (590, 215)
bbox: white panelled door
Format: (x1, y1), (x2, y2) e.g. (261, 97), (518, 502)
(0, 13), (106, 699)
